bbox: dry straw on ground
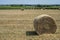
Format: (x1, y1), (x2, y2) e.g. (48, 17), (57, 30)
(34, 14), (57, 35)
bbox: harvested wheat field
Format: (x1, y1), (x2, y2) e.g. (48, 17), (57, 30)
(0, 9), (60, 40)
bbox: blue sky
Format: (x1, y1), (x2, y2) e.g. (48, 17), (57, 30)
(0, 0), (60, 5)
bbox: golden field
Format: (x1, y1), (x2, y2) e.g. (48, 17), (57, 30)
(0, 9), (60, 40)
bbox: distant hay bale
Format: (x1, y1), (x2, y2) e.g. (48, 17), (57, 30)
(20, 8), (24, 11)
(33, 14), (57, 35)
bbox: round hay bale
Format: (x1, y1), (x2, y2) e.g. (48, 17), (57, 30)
(34, 14), (57, 34)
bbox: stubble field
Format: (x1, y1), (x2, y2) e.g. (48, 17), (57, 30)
(0, 9), (60, 40)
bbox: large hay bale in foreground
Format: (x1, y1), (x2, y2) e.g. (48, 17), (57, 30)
(34, 14), (57, 34)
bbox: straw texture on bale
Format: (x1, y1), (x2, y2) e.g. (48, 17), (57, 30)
(34, 14), (57, 34)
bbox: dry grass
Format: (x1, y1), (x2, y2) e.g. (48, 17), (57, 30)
(0, 9), (60, 40)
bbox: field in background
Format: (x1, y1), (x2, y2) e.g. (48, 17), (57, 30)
(0, 9), (60, 40)
(0, 5), (60, 9)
